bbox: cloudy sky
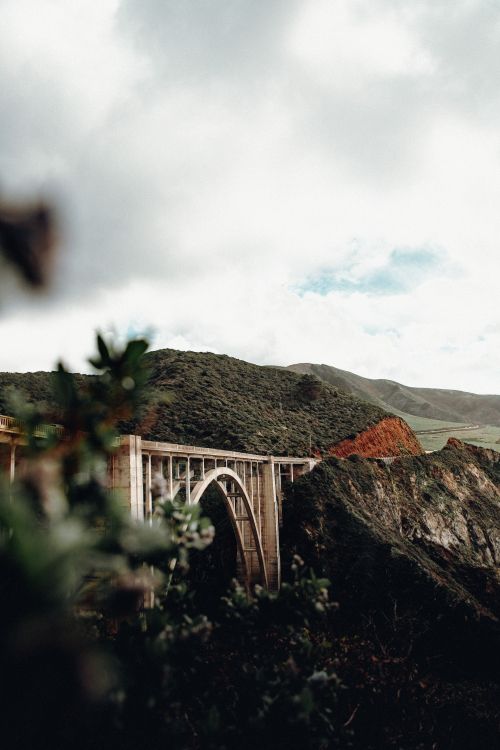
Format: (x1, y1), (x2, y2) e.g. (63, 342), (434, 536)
(1, 0), (500, 393)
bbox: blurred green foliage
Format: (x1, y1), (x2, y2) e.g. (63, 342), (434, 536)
(0, 334), (345, 750)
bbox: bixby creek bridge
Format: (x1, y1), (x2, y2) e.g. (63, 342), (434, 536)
(0, 415), (316, 592)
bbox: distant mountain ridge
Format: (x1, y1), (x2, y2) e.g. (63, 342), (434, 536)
(287, 362), (500, 427)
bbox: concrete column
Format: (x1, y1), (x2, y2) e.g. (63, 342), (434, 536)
(145, 454), (152, 520)
(186, 457), (191, 504)
(261, 458), (280, 592)
(111, 435), (144, 520)
(9, 442), (16, 484)
(256, 463), (261, 534)
(168, 455), (174, 500)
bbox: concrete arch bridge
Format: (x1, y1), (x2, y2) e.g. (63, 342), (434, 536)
(111, 436), (316, 592)
(0, 416), (316, 592)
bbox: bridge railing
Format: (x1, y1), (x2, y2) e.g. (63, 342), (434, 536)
(0, 415), (19, 431)
(140, 437), (316, 465)
(0, 414), (63, 439)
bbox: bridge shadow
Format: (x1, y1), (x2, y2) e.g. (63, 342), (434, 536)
(183, 484), (237, 612)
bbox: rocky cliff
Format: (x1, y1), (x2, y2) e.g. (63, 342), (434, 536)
(282, 438), (500, 746)
(284, 438), (500, 621)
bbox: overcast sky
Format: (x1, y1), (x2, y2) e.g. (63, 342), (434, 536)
(1, 0), (500, 393)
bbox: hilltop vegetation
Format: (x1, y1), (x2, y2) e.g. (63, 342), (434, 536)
(0, 371), (90, 424)
(137, 349), (399, 455)
(0, 349), (398, 457)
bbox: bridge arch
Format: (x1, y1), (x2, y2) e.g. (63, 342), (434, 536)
(190, 467), (268, 590)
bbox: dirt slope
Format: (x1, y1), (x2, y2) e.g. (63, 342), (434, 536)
(327, 416), (422, 458)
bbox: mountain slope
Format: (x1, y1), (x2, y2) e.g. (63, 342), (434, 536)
(137, 349), (421, 456)
(288, 362), (500, 426)
(0, 348), (422, 458)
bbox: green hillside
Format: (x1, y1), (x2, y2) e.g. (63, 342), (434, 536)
(0, 371), (88, 418)
(289, 362), (500, 451)
(288, 362), (500, 423)
(0, 348), (391, 457)
(135, 349), (390, 455)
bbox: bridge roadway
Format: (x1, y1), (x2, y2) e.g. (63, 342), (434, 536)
(0, 415), (316, 592)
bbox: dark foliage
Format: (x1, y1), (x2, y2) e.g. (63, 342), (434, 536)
(138, 349), (389, 455)
(0, 335), (347, 750)
(0, 200), (56, 287)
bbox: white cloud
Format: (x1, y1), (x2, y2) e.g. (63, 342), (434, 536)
(287, 1), (435, 84)
(1, 0), (500, 393)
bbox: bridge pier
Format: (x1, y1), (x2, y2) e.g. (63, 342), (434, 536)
(261, 460), (280, 591)
(111, 435), (144, 520)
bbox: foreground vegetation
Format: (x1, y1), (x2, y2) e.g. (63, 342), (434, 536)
(0, 336), (347, 750)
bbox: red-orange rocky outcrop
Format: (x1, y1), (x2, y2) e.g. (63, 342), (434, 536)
(328, 416), (423, 458)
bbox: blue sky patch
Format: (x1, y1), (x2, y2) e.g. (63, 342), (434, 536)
(295, 247), (444, 297)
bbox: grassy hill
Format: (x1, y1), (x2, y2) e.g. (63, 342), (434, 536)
(0, 348), (392, 457)
(288, 362), (500, 451)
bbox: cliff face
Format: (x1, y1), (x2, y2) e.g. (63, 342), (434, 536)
(283, 438), (500, 622)
(328, 416), (423, 458)
(283, 438), (500, 747)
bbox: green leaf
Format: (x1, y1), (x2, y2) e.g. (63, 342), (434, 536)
(97, 333), (110, 365)
(124, 339), (148, 364)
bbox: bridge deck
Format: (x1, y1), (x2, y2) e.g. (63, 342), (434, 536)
(141, 438), (313, 465)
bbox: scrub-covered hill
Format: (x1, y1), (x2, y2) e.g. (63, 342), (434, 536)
(135, 349), (422, 456)
(0, 348), (423, 458)
(0, 371), (88, 414)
